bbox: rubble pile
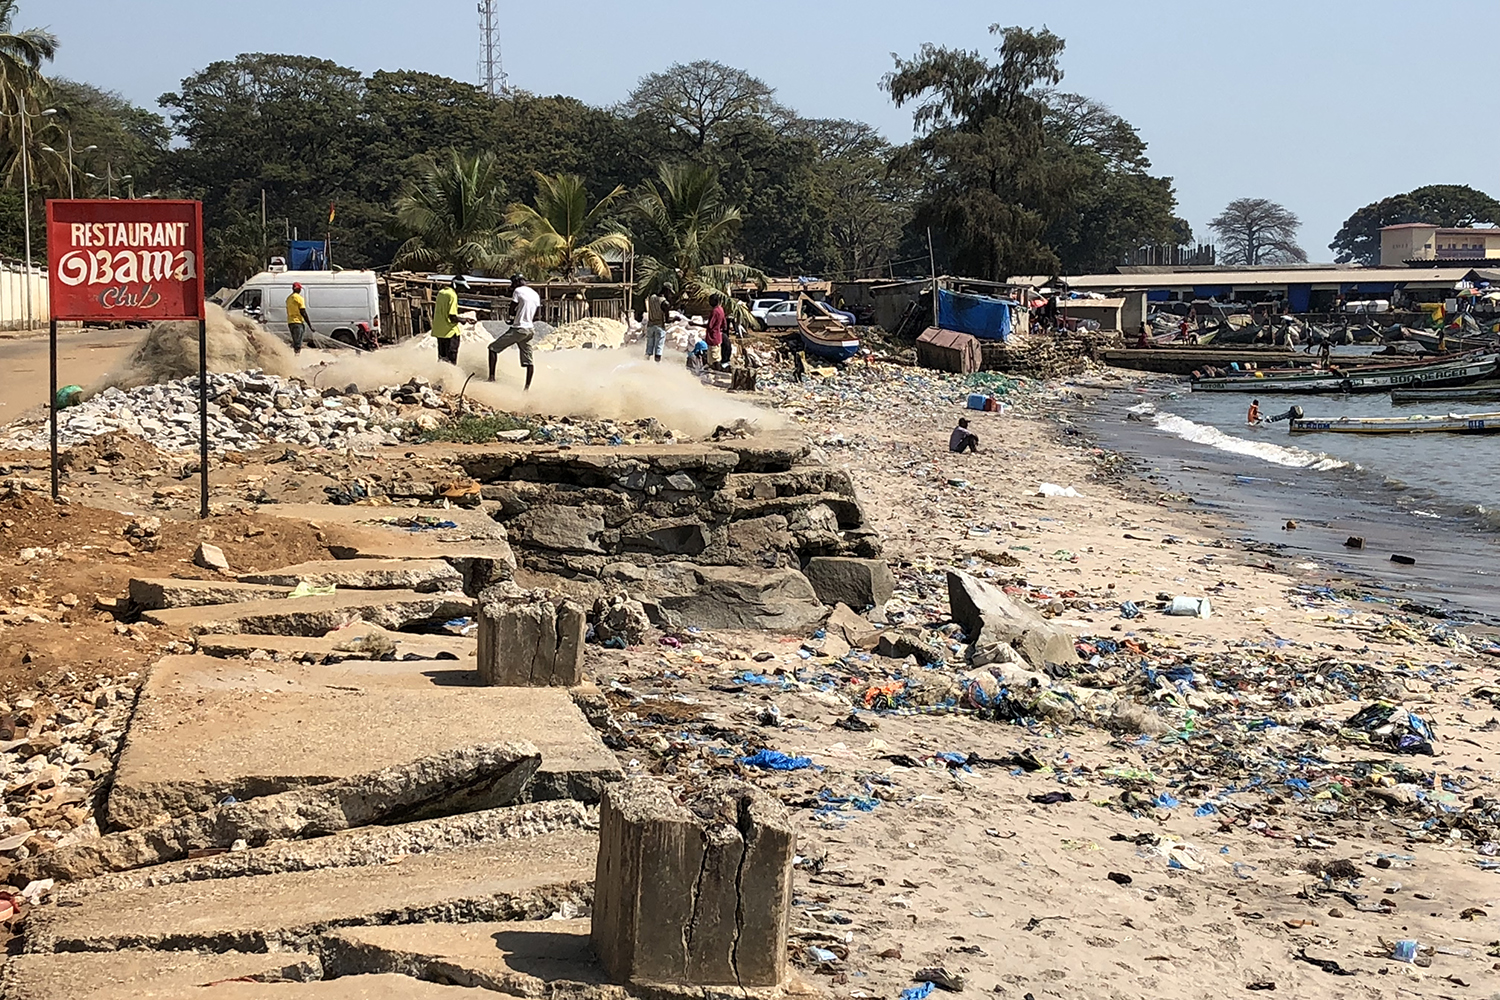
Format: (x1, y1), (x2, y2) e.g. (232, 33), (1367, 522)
(0, 373), (471, 455)
(0, 670), (141, 881)
(537, 318), (627, 351)
(977, 327), (1123, 378)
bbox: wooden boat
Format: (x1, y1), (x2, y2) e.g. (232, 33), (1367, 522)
(1191, 352), (1499, 394)
(796, 295), (861, 362)
(1290, 410), (1500, 435)
(1390, 383), (1500, 404)
(1403, 329), (1497, 354)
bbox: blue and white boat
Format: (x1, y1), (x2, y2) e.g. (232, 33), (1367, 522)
(797, 295), (861, 362)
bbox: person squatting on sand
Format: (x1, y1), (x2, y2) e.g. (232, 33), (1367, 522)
(949, 417), (979, 453)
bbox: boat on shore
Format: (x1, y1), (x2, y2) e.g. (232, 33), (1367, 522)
(1191, 352), (1499, 393)
(1289, 410), (1500, 435)
(796, 295), (861, 362)
(1390, 383), (1500, 404)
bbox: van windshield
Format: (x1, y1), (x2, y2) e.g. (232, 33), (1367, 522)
(228, 288), (263, 313)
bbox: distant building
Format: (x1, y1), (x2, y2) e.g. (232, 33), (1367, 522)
(1380, 223), (1500, 265)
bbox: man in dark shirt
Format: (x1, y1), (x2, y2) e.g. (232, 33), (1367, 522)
(949, 418), (979, 454)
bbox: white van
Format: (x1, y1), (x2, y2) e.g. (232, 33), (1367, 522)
(223, 270), (380, 346)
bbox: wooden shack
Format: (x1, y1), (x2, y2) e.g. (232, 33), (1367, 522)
(915, 327), (982, 374)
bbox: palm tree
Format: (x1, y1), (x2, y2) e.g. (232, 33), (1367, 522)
(0, 1), (59, 189)
(393, 150), (511, 276)
(0, 0), (56, 108)
(629, 162), (764, 313)
(505, 172), (632, 280)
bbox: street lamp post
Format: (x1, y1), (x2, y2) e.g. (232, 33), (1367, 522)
(39, 134), (98, 200)
(1, 104), (58, 331)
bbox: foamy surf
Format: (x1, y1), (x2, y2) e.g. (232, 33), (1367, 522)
(1128, 402), (1347, 471)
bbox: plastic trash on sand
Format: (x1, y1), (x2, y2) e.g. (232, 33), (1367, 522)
(901, 983), (936, 1000)
(287, 582), (336, 599)
(1164, 596), (1212, 618)
(1037, 483), (1081, 498)
(739, 749), (815, 771)
(1342, 702), (1436, 755)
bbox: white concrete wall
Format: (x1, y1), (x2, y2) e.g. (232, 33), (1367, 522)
(0, 259), (49, 331)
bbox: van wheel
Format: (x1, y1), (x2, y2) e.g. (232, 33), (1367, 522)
(330, 328), (356, 347)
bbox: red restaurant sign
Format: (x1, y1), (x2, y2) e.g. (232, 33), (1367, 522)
(45, 199), (205, 322)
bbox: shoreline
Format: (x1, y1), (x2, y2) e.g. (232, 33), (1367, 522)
(1072, 372), (1500, 629)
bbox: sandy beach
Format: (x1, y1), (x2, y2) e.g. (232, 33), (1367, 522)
(2, 351), (1499, 998)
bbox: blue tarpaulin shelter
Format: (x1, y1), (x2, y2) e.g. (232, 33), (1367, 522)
(938, 289), (1013, 342)
(289, 240), (329, 271)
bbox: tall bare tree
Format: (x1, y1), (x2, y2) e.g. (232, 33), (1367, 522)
(623, 60), (788, 150)
(1209, 198), (1306, 265)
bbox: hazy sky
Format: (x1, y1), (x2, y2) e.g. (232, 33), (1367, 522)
(38, 0), (1500, 264)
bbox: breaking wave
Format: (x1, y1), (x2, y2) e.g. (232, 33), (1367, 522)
(1129, 403), (1348, 471)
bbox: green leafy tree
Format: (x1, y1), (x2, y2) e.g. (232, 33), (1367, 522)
(393, 149), (511, 275)
(1039, 92), (1188, 272)
(505, 171), (631, 279)
(629, 162), (764, 315)
(1330, 184), (1500, 265)
(39, 78), (168, 198)
(798, 119), (914, 277)
(883, 25), (1074, 281)
(0, 0), (58, 191)
(1209, 198), (1306, 265)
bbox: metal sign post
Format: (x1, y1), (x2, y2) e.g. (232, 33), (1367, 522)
(45, 199), (210, 516)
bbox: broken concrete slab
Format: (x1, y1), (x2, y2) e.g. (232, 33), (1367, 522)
(22, 742), (541, 883)
(605, 562), (825, 633)
(476, 591), (586, 687)
(802, 557), (894, 610)
(592, 779), (795, 987)
(946, 570), (1076, 670)
(253, 503), (516, 594)
(1, 950), (321, 1000)
(107, 656), (621, 828)
(141, 589), (473, 636)
(196, 627), (474, 663)
(194, 542), (230, 571)
(238, 558), (464, 593)
(129, 577), (291, 611)
(24, 829), (596, 954)
(55, 801), (592, 900)
(84, 974), (502, 999)
(824, 603), (881, 651)
(320, 921), (807, 1000)
(320, 919), (609, 995)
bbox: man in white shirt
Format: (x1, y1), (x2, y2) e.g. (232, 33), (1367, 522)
(488, 274), (542, 389)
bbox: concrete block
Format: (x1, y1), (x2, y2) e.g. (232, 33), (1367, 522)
(1, 951), (321, 1000)
(22, 742), (541, 883)
(238, 558), (464, 593)
(476, 592), (586, 687)
(194, 542), (230, 571)
(948, 570), (1076, 669)
(141, 590), (474, 636)
(24, 830), (597, 954)
(803, 557), (894, 609)
(86, 973), (512, 999)
(128, 578), (291, 610)
(196, 627), (473, 664)
(106, 656), (622, 829)
(592, 779), (794, 987)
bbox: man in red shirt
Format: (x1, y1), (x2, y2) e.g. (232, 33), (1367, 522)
(706, 294), (728, 370)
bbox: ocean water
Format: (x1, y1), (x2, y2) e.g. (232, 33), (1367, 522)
(1127, 385), (1500, 521)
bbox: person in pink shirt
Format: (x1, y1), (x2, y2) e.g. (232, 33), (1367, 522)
(706, 294), (728, 370)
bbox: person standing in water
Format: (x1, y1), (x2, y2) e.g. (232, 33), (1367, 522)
(1247, 399), (1262, 424)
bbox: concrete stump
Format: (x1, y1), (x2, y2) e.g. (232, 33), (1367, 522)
(592, 778), (794, 987)
(477, 590), (586, 687)
(804, 556), (895, 610)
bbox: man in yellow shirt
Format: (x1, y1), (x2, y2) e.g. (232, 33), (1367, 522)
(285, 282), (316, 355)
(432, 277), (466, 365)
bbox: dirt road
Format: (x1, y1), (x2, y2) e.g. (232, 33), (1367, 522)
(0, 327), (146, 420)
